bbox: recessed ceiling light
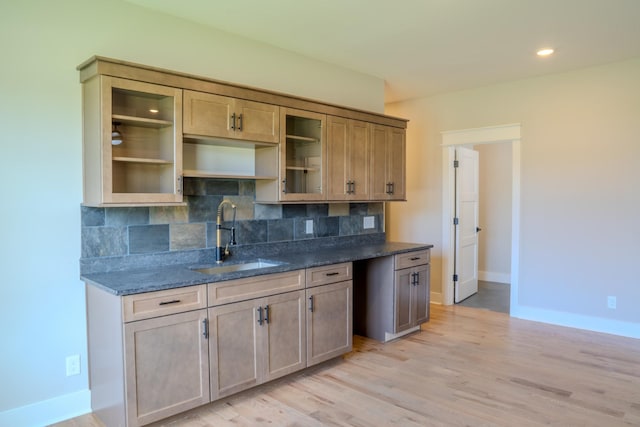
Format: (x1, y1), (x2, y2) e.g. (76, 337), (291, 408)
(537, 48), (554, 57)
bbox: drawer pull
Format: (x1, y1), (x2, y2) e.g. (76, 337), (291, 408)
(410, 257), (421, 261)
(308, 296), (314, 312)
(325, 272), (340, 276)
(158, 299), (181, 306)
(264, 305), (270, 324)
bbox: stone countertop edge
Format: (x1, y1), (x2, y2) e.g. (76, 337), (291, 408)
(81, 242), (434, 296)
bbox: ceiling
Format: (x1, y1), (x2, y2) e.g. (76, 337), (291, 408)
(125, 0), (640, 103)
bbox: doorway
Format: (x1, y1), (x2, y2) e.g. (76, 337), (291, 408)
(441, 124), (521, 313)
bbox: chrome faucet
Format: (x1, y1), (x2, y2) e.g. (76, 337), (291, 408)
(215, 199), (237, 263)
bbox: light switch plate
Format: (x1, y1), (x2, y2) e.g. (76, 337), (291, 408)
(363, 216), (375, 229)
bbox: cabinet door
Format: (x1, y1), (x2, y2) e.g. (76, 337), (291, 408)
(209, 300), (261, 400)
(124, 310), (209, 426)
(370, 124), (406, 201)
(348, 119), (370, 199)
(84, 76), (183, 206)
(262, 290), (307, 382)
(280, 108), (327, 201)
(414, 265), (430, 325)
(235, 99), (279, 143)
(183, 90), (235, 139)
(327, 116), (370, 200)
(394, 268), (414, 333)
(306, 281), (353, 366)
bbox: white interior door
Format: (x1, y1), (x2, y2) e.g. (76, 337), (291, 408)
(454, 147), (479, 303)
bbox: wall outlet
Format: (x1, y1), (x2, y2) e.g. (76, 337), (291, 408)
(66, 354), (80, 376)
(363, 216), (375, 229)
(607, 296), (617, 309)
(305, 219), (313, 234)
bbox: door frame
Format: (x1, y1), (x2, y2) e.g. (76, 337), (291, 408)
(441, 124), (521, 311)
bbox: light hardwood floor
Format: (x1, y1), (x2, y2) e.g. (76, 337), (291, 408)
(53, 304), (640, 426)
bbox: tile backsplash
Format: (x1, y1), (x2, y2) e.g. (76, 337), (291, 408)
(81, 178), (384, 264)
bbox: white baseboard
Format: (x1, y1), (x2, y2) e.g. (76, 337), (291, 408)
(430, 291), (443, 304)
(511, 305), (640, 340)
(478, 270), (510, 284)
(0, 389), (91, 427)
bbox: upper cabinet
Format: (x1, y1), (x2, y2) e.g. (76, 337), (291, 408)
(183, 90), (279, 143)
(79, 57), (408, 206)
(82, 75), (183, 206)
(326, 116), (370, 201)
(370, 124), (406, 201)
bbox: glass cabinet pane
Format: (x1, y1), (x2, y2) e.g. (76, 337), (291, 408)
(283, 113), (323, 195)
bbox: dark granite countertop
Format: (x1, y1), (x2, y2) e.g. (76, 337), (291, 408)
(82, 242), (433, 296)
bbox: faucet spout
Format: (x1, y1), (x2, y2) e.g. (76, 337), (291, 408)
(215, 199), (237, 264)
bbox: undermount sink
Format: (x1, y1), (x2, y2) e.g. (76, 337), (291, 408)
(192, 259), (285, 275)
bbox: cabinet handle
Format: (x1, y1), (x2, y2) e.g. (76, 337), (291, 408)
(351, 181), (356, 194)
(264, 305), (270, 324)
(415, 272), (420, 285)
(308, 296), (314, 312)
(202, 318), (209, 339)
(325, 272), (340, 276)
(386, 182), (391, 194)
(257, 306), (264, 326)
(177, 175), (183, 195)
(237, 113), (243, 131)
(390, 182), (395, 194)
(231, 113), (236, 130)
(282, 179), (287, 194)
(410, 257), (421, 261)
(158, 299), (181, 306)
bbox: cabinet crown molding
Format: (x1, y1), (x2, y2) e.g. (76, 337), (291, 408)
(78, 56), (408, 129)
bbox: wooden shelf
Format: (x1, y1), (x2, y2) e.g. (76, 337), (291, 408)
(286, 134), (317, 142)
(184, 135), (277, 149)
(113, 156), (174, 165)
(183, 170), (277, 180)
(112, 114), (173, 128)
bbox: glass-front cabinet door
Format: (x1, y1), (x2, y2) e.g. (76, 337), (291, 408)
(82, 75), (183, 206)
(279, 108), (326, 201)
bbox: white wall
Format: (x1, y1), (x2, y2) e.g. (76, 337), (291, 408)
(386, 58), (640, 337)
(477, 143), (512, 283)
(0, 1), (384, 424)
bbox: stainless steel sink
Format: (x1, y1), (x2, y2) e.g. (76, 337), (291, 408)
(192, 259), (285, 275)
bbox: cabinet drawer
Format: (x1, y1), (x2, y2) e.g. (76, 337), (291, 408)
(306, 262), (352, 288)
(395, 250), (430, 270)
(123, 285), (207, 322)
(208, 270), (305, 306)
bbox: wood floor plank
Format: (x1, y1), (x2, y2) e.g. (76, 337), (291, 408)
(53, 304), (640, 426)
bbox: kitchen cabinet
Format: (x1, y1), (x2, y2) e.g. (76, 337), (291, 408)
(256, 108), (326, 202)
(183, 90), (279, 143)
(124, 310), (210, 426)
(305, 263), (353, 366)
(82, 76), (183, 206)
(326, 116), (370, 200)
(354, 249), (430, 342)
(209, 290), (306, 399)
(370, 124), (406, 200)
(86, 284), (208, 427)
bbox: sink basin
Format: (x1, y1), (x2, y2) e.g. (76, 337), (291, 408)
(192, 259), (285, 275)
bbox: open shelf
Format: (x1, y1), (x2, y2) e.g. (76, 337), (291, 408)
(113, 156), (174, 165)
(286, 134), (317, 142)
(183, 170), (277, 180)
(112, 114), (173, 128)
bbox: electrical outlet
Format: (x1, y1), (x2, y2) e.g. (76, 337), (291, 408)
(66, 354), (80, 376)
(363, 216), (375, 229)
(305, 219), (313, 234)
(607, 296), (617, 309)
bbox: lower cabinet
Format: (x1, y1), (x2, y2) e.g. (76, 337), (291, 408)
(394, 264), (430, 333)
(86, 262), (355, 426)
(124, 310), (210, 426)
(354, 249), (430, 342)
(209, 290), (306, 400)
(306, 280), (353, 366)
